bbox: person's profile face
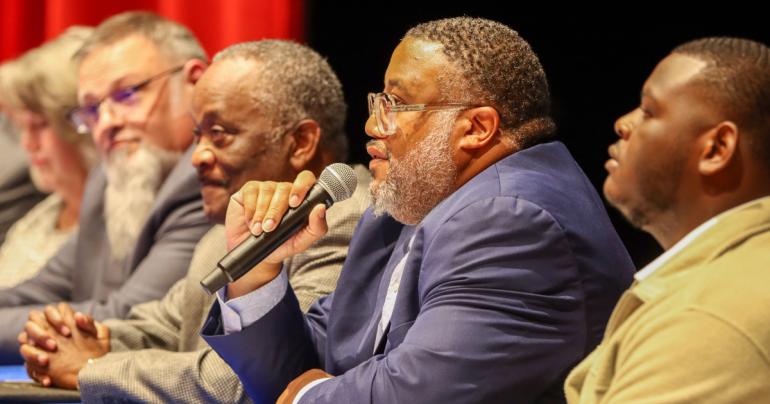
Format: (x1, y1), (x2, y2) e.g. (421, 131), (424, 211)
(364, 37), (458, 189)
(604, 53), (713, 231)
(191, 58), (288, 223)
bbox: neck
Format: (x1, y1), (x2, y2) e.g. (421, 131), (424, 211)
(308, 149), (337, 178)
(649, 187), (770, 250)
(56, 171), (87, 231)
(454, 139), (516, 191)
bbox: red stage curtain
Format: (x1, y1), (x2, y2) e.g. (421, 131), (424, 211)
(0, 0), (303, 62)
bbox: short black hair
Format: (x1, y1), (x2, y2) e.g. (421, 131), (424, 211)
(673, 37), (770, 166)
(406, 17), (555, 148)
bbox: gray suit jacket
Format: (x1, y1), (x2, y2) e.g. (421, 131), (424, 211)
(0, 146), (212, 363)
(77, 165), (371, 403)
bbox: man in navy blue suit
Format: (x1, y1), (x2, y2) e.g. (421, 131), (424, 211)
(202, 17), (635, 403)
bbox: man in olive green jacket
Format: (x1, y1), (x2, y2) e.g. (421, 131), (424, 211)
(566, 37), (770, 403)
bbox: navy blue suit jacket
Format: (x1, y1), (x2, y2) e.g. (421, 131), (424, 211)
(203, 141), (635, 403)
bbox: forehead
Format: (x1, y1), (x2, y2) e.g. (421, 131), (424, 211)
(77, 34), (167, 100)
(192, 58), (263, 115)
(644, 53), (708, 100)
(384, 37), (450, 100)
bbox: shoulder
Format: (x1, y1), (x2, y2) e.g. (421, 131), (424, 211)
(153, 147), (203, 208)
(683, 234), (770, 361)
(325, 164), (371, 236)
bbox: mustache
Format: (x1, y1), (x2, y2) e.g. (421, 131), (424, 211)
(366, 140), (391, 159)
(197, 176), (229, 187)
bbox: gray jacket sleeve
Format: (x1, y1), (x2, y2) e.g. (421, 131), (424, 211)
(104, 277), (186, 353)
(80, 347), (252, 404)
(79, 226), (253, 403)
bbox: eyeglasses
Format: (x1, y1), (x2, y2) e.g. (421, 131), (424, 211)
(67, 65), (185, 135)
(367, 92), (480, 137)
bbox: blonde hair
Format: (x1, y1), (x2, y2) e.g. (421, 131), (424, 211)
(0, 26), (97, 166)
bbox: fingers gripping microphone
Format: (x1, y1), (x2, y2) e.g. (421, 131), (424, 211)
(200, 164), (358, 295)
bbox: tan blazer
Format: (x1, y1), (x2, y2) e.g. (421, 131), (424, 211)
(566, 197), (770, 403)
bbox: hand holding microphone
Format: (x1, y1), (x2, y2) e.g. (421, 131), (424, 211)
(200, 164), (357, 295)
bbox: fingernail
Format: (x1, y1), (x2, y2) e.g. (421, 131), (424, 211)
(289, 194), (299, 207)
(61, 326), (70, 336)
(38, 354), (47, 363)
(46, 340), (56, 350)
(263, 218), (275, 232)
(250, 221), (262, 235)
(43, 377), (50, 386)
(319, 209), (326, 219)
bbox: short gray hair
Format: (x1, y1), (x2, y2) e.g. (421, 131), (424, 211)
(75, 11), (207, 65)
(213, 40), (348, 160)
(406, 17), (555, 148)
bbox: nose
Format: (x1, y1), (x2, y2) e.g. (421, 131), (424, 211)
(192, 142), (216, 171)
(91, 102), (124, 150)
(364, 113), (385, 139)
(614, 109), (639, 140)
(19, 126), (39, 153)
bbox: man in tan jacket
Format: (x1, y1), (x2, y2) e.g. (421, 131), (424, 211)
(19, 40), (370, 403)
(566, 37), (770, 403)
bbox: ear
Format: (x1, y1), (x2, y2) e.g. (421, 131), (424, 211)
(698, 121), (738, 176)
(457, 106), (500, 150)
(287, 119), (321, 171)
(182, 59), (208, 86)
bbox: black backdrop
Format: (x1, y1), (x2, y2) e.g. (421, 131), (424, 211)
(305, 3), (770, 268)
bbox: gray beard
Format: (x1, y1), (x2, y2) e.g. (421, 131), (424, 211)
(104, 143), (181, 265)
(371, 112), (458, 225)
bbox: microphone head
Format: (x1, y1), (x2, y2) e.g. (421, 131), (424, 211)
(318, 163), (357, 203)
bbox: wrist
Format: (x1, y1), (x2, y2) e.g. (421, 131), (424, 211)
(228, 262), (282, 298)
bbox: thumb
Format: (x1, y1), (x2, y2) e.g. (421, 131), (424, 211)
(74, 312), (98, 336)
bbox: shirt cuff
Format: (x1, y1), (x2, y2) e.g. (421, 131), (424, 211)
(216, 267), (288, 334)
(293, 377), (331, 404)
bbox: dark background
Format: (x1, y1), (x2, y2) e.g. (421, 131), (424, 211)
(305, 4), (770, 268)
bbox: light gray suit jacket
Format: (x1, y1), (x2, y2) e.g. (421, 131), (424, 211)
(77, 165), (371, 403)
(0, 146), (212, 363)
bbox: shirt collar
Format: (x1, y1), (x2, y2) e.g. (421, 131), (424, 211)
(634, 197), (767, 281)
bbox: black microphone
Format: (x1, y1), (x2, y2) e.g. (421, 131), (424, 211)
(200, 163), (358, 295)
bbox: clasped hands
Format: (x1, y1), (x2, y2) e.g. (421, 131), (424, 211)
(17, 302), (110, 389)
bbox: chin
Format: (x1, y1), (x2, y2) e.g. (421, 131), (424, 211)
(202, 192), (226, 216)
(203, 204), (226, 224)
(602, 176), (622, 204)
(368, 161), (388, 180)
(30, 170), (54, 193)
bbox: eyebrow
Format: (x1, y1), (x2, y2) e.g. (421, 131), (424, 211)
(385, 78), (414, 99)
(80, 74), (137, 104)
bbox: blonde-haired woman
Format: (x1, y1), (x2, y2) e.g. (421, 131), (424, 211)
(0, 26), (97, 287)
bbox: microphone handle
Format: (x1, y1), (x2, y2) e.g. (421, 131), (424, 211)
(200, 185), (332, 294)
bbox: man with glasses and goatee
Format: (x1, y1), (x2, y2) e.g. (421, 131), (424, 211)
(203, 17), (635, 404)
(0, 12), (211, 364)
